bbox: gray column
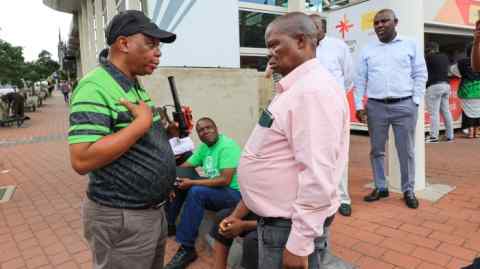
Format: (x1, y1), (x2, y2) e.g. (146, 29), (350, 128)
(288, 0), (306, 12)
(387, 0), (426, 191)
(127, 0), (142, 11)
(94, 0), (106, 53)
(79, 1), (90, 76)
(85, 0), (96, 71)
(105, 0), (117, 25)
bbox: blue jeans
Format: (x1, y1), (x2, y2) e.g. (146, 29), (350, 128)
(168, 185), (241, 248)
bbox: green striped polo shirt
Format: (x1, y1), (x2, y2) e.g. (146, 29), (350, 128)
(68, 61), (176, 209)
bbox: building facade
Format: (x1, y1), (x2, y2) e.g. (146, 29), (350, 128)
(43, 0), (366, 77)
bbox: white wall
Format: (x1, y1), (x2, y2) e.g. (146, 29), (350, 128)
(141, 68), (261, 146)
(146, 0), (240, 68)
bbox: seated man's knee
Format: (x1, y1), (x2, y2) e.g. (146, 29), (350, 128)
(188, 185), (210, 200)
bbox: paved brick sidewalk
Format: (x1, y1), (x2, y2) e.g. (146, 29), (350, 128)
(0, 93), (479, 269)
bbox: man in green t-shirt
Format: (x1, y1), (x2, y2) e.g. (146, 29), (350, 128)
(165, 117), (242, 269)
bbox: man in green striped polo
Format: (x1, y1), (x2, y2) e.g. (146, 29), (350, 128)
(68, 10), (177, 269)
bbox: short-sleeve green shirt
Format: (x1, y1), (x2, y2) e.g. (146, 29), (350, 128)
(187, 135), (241, 190)
(67, 62), (176, 209)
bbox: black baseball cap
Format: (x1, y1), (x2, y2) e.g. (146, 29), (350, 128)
(105, 10), (176, 45)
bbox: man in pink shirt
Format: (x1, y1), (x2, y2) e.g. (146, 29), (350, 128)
(220, 12), (351, 269)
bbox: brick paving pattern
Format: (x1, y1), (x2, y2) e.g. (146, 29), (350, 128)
(0, 92), (479, 268)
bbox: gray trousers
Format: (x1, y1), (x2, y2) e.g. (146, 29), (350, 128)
(82, 198), (168, 269)
(258, 219), (353, 269)
(426, 83), (454, 139)
(366, 98), (418, 192)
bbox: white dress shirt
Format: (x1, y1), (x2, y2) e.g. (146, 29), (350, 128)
(316, 36), (354, 91)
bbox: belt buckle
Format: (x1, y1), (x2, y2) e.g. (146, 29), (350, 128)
(151, 200), (166, 209)
(384, 97), (394, 103)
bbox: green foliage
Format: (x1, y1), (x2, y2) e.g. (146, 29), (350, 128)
(0, 41), (59, 87)
(0, 39), (25, 87)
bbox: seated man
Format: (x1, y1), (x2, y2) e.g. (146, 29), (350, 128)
(210, 207), (258, 269)
(165, 117), (242, 269)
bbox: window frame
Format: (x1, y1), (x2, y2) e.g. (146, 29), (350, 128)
(238, 2), (287, 70)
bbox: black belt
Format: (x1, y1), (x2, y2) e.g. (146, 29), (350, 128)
(125, 200), (167, 210)
(260, 214), (335, 228)
(87, 197), (167, 210)
(369, 96), (411, 104)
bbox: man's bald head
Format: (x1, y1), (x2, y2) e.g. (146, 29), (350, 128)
(373, 9), (398, 43)
(375, 9), (398, 22)
(264, 12), (318, 76)
(266, 12), (318, 48)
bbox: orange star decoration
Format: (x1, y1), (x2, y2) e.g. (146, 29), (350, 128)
(336, 15), (354, 39)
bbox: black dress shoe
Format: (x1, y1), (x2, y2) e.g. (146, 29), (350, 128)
(404, 191), (419, 209)
(338, 203), (352, 216)
(165, 246), (197, 269)
(364, 188), (389, 202)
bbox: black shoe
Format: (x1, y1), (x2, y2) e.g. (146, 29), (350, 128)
(404, 191), (419, 209)
(425, 137), (439, 143)
(168, 225), (176, 237)
(364, 188), (389, 202)
(165, 246), (197, 269)
(338, 203), (352, 216)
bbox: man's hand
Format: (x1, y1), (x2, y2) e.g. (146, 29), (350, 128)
(282, 249), (308, 269)
(218, 216), (244, 238)
(472, 20), (480, 71)
(356, 109), (368, 123)
(169, 190), (176, 202)
(166, 122), (180, 138)
(475, 20), (480, 43)
(177, 178), (193, 190)
(119, 99), (153, 131)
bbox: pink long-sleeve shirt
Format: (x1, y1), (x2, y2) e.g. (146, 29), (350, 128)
(238, 58), (350, 257)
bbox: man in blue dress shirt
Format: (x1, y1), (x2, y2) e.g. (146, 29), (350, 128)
(354, 9), (428, 209)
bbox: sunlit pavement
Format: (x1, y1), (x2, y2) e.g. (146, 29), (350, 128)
(1, 92), (479, 269)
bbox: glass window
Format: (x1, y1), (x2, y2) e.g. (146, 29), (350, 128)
(320, 0), (359, 11)
(239, 0), (288, 8)
(240, 56), (268, 71)
(305, 0), (323, 12)
(239, 11), (280, 48)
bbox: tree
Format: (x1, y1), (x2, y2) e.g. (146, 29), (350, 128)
(0, 40), (25, 87)
(35, 50), (59, 81)
(0, 39), (60, 87)
(22, 61), (42, 85)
